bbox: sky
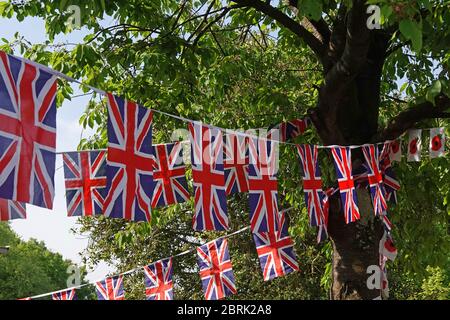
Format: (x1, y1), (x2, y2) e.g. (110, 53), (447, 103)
(1, 15), (113, 283)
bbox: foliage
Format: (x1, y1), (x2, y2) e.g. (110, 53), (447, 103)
(0, 0), (449, 299)
(0, 223), (92, 300)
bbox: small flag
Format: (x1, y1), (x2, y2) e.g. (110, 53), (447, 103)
(197, 238), (237, 300)
(95, 275), (125, 300)
(407, 129), (422, 162)
(429, 127), (445, 158)
(389, 139), (402, 162)
(52, 289), (77, 300)
(362, 145), (388, 216)
(144, 258), (174, 300)
(379, 231), (397, 261)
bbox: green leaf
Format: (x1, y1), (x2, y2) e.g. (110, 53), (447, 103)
(426, 80), (442, 103)
(298, 0), (323, 21)
(399, 19), (423, 53)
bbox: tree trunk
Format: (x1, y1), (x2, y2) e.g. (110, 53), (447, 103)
(327, 190), (384, 299)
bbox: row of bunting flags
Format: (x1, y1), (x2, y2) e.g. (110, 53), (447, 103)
(0, 51), (444, 300)
(19, 210), (299, 300)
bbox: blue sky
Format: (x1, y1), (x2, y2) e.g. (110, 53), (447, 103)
(2, 15), (113, 283)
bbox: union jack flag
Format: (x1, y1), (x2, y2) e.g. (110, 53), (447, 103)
(0, 198), (26, 221)
(151, 142), (190, 208)
(331, 147), (360, 224)
(52, 289), (77, 300)
(297, 144), (325, 226)
(317, 188), (337, 243)
(144, 258), (173, 300)
(62, 151), (107, 217)
(381, 214), (392, 232)
(103, 94), (154, 222)
(379, 254), (389, 299)
(95, 275), (125, 300)
(197, 238), (236, 300)
(274, 118), (308, 142)
(253, 210), (299, 281)
(248, 136), (280, 233)
(380, 142), (400, 204)
(362, 145), (388, 216)
(0, 51), (57, 209)
(224, 132), (249, 195)
(189, 122), (228, 231)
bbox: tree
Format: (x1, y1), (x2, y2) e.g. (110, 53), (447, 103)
(1, 0), (449, 300)
(0, 223), (92, 299)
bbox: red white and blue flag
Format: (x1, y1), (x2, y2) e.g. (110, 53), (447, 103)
(362, 145), (388, 216)
(189, 122), (228, 231)
(331, 147), (360, 224)
(144, 258), (174, 300)
(0, 51), (57, 209)
(224, 132), (249, 195)
(317, 188), (337, 243)
(0, 198), (26, 221)
(95, 275), (125, 300)
(197, 238), (236, 300)
(103, 94), (154, 222)
(380, 142), (400, 204)
(151, 142), (190, 208)
(297, 144), (325, 226)
(62, 151), (107, 217)
(248, 136), (280, 233)
(253, 210), (299, 281)
(52, 289), (77, 300)
(274, 118), (308, 142)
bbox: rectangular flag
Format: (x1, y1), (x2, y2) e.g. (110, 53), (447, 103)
(252, 210), (299, 281)
(0, 51), (57, 209)
(62, 151), (107, 217)
(248, 135), (280, 233)
(103, 94), (154, 222)
(297, 144), (325, 226)
(151, 142), (190, 208)
(144, 258), (174, 300)
(95, 275), (125, 300)
(362, 145), (388, 216)
(389, 139), (402, 162)
(274, 118), (308, 142)
(223, 132), (249, 195)
(52, 289), (77, 300)
(429, 127), (445, 158)
(189, 122), (228, 231)
(0, 198), (26, 221)
(379, 142), (400, 204)
(197, 238), (236, 300)
(407, 129), (422, 162)
(331, 147), (360, 224)
(379, 231), (397, 261)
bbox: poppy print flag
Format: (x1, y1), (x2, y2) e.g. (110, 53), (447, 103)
(362, 145), (388, 216)
(103, 94), (154, 222)
(95, 275), (125, 300)
(297, 144), (325, 226)
(379, 231), (397, 261)
(52, 289), (77, 300)
(223, 132), (249, 195)
(0, 198), (26, 221)
(189, 122), (228, 231)
(0, 51), (57, 209)
(197, 238), (237, 300)
(144, 258), (174, 300)
(429, 127), (445, 158)
(331, 147), (360, 224)
(248, 135), (280, 233)
(253, 210), (299, 281)
(62, 151), (107, 217)
(151, 142), (190, 208)
(389, 139), (402, 162)
(407, 129), (422, 162)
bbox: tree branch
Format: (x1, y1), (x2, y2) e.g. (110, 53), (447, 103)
(376, 94), (450, 141)
(231, 0), (326, 61)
